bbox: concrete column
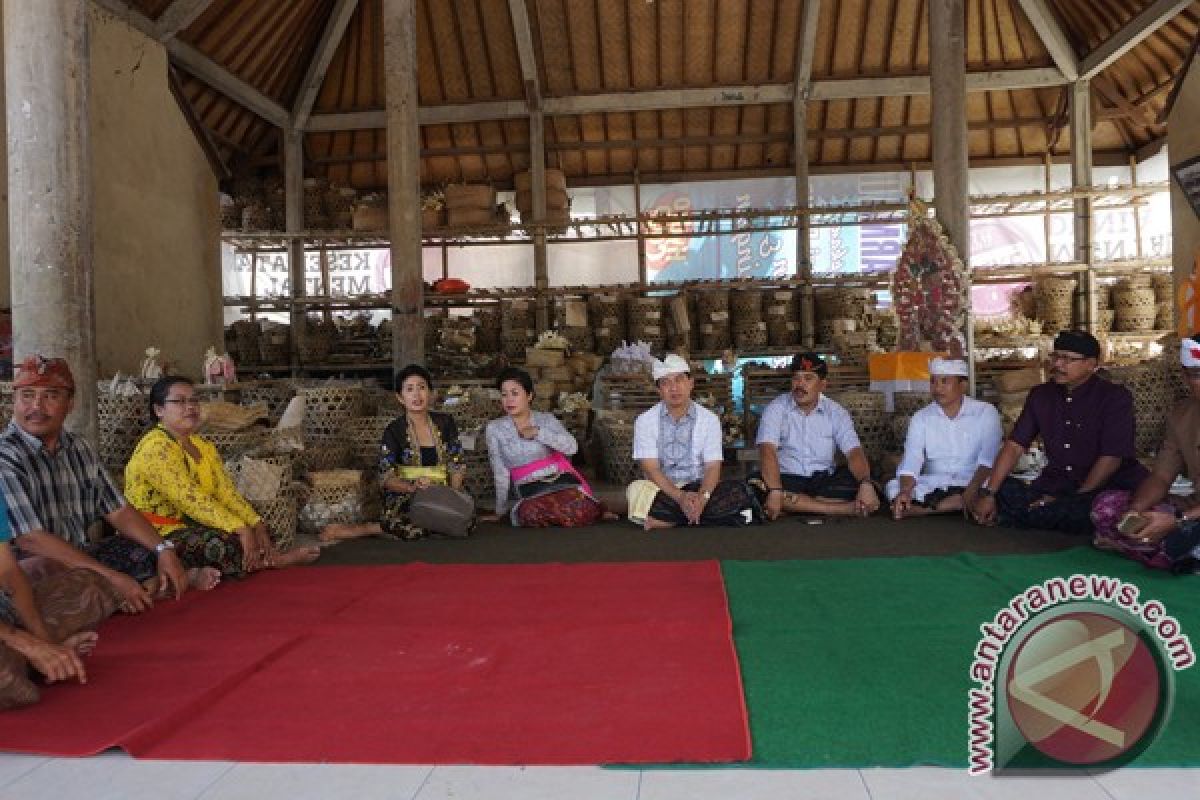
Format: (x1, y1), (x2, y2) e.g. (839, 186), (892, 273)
(284, 128), (307, 372)
(4, 0), (97, 441)
(1070, 80), (1095, 332)
(793, 95), (815, 348)
(929, 0), (972, 367)
(530, 110), (549, 332)
(383, 0), (423, 371)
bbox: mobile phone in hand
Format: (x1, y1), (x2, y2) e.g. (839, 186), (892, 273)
(1117, 512), (1149, 537)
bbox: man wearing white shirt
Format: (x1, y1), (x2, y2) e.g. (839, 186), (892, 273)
(753, 352), (880, 519)
(627, 354), (757, 530)
(887, 357), (1003, 519)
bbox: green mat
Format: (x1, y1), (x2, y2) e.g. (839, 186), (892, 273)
(723, 546), (1200, 768)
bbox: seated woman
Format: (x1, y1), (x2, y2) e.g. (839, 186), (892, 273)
(124, 376), (319, 590)
(479, 368), (609, 527)
(321, 364), (473, 541)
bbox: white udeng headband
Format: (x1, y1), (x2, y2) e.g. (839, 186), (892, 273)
(929, 357), (969, 377)
(1182, 339), (1200, 368)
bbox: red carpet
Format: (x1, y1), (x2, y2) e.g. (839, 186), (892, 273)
(0, 562), (750, 765)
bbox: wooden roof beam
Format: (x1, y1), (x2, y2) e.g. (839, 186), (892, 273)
(303, 68), (1068, 130)
(1080, 0), (1193, 80)
(155, 0), (218, 42)
(507, 0), (541, 111)
(92, 0), (290, 127)
(292, 0), (361, 130)
(793, 0), (821, 99)
(1014, 0), (1079, 81)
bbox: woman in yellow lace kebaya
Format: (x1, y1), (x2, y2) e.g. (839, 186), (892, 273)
(123, 376), (319, 590)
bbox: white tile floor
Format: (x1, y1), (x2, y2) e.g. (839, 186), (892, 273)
(1, 753), (1197, 800)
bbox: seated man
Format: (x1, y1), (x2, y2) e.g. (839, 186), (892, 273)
(1091, 335), (1200, 570)
(0, 356), (186, 612)
(752, 352), (880, 519)
(1, 491), (119, 709)
(969, 330), (1147, 535)
(626, 354), (757, 530)
(888, 358), (1003, 518)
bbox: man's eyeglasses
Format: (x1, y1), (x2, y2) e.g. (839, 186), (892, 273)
(1048, 352), (1089, 364)
(164, 398), (202, 408)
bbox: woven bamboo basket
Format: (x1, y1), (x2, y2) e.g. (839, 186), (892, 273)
(1096, 309), (1116, 333)
(695, 289), (730, 316)
(298, 434), (353, 473)
(300, 319), (336, 362)
(230, 320), (260, 366)
(348, 415), (393, 466)
(851, 408), (893, 463)
(258, 328), (290, 365)
(299, 481), (365, 535)
(730, 289), (764, 316)
(239, 382), (295, 426)
(203, 428), (268, 461)
(1121, 275), (1153, 290)
(0, 381), (12, 426)
(831, 391), (886, 415)
(97, 392), (149, 471)
(589, 294), (626, 354)
(1095, 286), (1112, 310)
(241, 202), (268, 231)
(766, 302), (798, 347)
(1113, 287), (1157, 332)
(1107, 363), (1175, 457)
(1156, 301), (1174, 331)
(627, 296), (666, 350)
(254, 485), (300, 550)
(733, 320), (769, 349)
(460, 444), (495, 506)
(300, 386), (363, 439)
(892, 391), (932, 416)
(227, 454), (293, 504)
(597, 417), (640, 485)
(892, 413), (914, 445)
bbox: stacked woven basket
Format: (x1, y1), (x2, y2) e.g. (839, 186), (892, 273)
(595, 415), (640, 486)
(444, 184), (499, 228)
(1112, 277), (1157, 333)
(765, 290), (799, 347)
(589, 293), (627, 355)
(501, 299), (537, 360)
(627, 295), (667, 352)
(1034, 277), (1075, 332)
(97, 388), (149, 473)
(1153, 273), (1175, 331)
(831, 391), (890, 467)
(514, 169), (570, 233)
(696, 289), (732, 351)
(731, 289), (768, 350)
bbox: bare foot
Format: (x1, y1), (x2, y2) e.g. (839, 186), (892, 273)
(62, 631), (99, 657)
(642, 516), (675, 532)
(187, 566), (222, 591)
(318, 522), (381, 542)
(269, 546), (321, 568)
(601, 511), (620, 522)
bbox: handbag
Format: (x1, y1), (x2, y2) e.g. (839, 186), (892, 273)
(408, 485), (476, 538)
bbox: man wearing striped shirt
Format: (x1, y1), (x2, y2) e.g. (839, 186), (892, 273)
(0, 356), (186, 613)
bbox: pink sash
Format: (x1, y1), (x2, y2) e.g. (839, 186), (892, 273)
(509, 452), (593, 497)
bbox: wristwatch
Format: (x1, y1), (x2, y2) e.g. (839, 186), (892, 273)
(701, 490), (712, 501)
(1175, 507), (1188, 524)
(154, 540), (176, 555)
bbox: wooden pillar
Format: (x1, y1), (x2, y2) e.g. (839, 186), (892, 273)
(929, 0), (972, 374)
(530, 110), (550, 331)
(794, 96), (815, 348)
(1070, 79), (1095, 332)
(4, 0), (97, 441)
(284, 129), (306, 373)
(383, 0), (424, 370)
(634, 168), (647, 283)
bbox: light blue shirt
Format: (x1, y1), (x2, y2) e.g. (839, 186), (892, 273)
(756, 393), (861, 477)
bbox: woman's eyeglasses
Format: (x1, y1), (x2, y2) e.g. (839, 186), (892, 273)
(164, 398), (202, 408)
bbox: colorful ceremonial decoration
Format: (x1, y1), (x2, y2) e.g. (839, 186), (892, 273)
(890, 194), (969, 357)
